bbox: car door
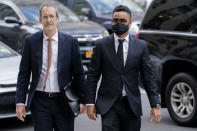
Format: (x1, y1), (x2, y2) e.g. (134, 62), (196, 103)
(0, 3), (22, 51)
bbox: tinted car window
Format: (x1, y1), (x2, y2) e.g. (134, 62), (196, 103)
(141, 0), (197, 33)
(0, 43), (17, 58)
(72, 0), (91, 16)
(192, 26), (197, 33)
(0, 3), (19, 20)
(17, 2), (80, 22)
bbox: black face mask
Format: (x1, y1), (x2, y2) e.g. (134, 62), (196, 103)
(112, 23), (129, 36)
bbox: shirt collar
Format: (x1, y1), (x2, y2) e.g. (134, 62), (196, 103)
(114, 33), (129, 43)
(43, 31), (58, 42)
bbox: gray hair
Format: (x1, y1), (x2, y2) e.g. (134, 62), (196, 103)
(39, 1), (59, 17)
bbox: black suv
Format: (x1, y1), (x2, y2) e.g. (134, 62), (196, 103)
(0, 0), (108, 70)
(138, 0), (197, 126)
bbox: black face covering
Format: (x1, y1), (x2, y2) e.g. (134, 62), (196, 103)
(112, 23), (129, 36)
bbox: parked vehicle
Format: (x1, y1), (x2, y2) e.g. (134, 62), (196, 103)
(65, 0), (144, 35)
(137, 0), (197, 126)
(0, 0), (108, 69)
(0, 41), (30, 118)
(132, 0), (153, 11)
(130, 0), (147, 11)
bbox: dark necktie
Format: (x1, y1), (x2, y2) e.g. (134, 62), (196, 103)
(117, 39), (125, 71)
(43, 37), (52, 92)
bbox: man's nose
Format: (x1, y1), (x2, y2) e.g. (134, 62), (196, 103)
(46, 17), (52, 22)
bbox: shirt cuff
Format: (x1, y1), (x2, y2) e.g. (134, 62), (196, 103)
(16, 103), (25, 106)
(86, 104), (95, 106)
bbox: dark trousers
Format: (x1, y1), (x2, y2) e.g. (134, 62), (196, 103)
(101, 97), (141, 131)
(30, 91), (74, 131)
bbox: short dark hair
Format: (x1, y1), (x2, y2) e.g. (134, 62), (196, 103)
(113, 5), (131, 19)
(39, 1), (59, 17)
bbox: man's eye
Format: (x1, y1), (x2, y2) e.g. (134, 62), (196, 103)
(112, 18), (127, 24)
(49, 15), (55, 18)
(121, 19), (127, 23)
(43, 16), (48, 19)
(113, 19), (119, 23)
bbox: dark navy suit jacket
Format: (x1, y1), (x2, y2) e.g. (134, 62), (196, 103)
(16, 31), (86, 110)
(87, 34), (160, 116)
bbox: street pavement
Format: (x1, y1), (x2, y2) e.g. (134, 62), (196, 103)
(0, 89), (196, 131)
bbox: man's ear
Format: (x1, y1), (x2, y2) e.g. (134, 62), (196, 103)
(57, 16), (60, 23)
(39, 17), (42, 24)
(128, 20), (132, 28)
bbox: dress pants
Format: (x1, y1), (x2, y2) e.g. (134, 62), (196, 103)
(101, 96), (141, 131)
(31, 91), (74, 131)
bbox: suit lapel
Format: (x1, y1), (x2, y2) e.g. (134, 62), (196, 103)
(125, 35), (135, 69)
(106, 34), (121, 72)
(57, 32), (65, 76)
(35, 31), (44, 75)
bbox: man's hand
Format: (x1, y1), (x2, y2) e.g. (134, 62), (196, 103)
(150, 108), (161, 124)
(16, 105), (26, 122)
(79, 104), (86, 114)
(87, 105), (97, 120)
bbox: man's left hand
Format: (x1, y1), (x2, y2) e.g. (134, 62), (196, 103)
(150, 108), (161, 124)
(79, 104), (86, 114)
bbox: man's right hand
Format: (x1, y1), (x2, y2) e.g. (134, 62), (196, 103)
(87, 105), (97, 120)
(16, 105), (26, 122)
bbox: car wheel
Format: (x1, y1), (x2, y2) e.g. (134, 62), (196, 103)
(165, 73), (197, 126)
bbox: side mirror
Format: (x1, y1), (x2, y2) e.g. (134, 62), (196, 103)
(81, 8), (91, 18)
(4, 16), (22, 26)
(79, 15), (88, 21)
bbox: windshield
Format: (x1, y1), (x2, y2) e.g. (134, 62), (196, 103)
(91, 0), (144, 15)
(17, 2), (80, 23)
(0, 43), (17, 58)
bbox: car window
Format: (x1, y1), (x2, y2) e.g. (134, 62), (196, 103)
(0, 3), (19, 21)
(141, 0), (197, 33)
(90, 0), (143, 15)
(0, 43), (17, 58)
(72, 0), (91, 16)
(192, 26), (197, 33)
(17, 2), (80, 23)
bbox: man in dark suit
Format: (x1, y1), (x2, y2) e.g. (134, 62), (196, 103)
(15, 2), (86, 131)
(86, 5), (161, 131)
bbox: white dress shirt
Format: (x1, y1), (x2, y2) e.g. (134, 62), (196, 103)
(114, 33), (129, 96)
(36, 32), (60, 92)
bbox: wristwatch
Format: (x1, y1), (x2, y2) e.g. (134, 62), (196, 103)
(151, 104), (161, 109)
